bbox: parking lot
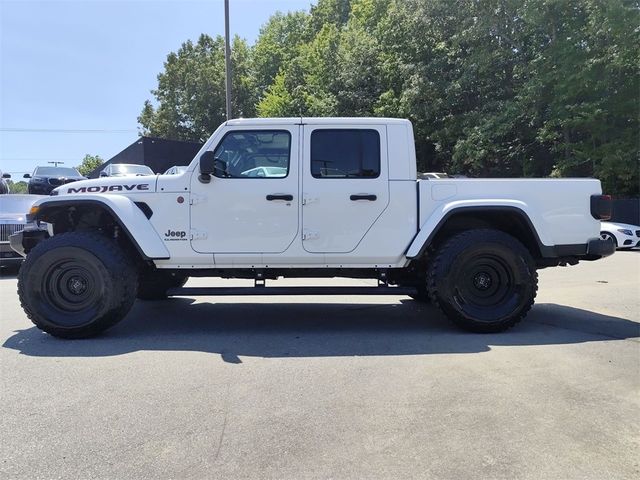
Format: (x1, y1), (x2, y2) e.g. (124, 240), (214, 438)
(1, 251), (638, 479)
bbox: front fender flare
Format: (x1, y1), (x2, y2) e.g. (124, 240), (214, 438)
(32, 194), (170, 260)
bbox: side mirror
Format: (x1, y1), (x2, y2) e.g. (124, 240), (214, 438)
(200, 151), (228, 183)
(199, 151), (217, 175)
(2, 173), (10, 179)
(99, 171), (108, 177)
(23, 174), (31, 179)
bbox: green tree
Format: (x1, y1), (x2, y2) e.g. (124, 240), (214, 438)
(252, 11), (311, 93)
(374, 0), (638, 194)
(7, 180), (28, 194)
(139, 0), (639, 195)
(519, 0), (639, 195)
(310, 0), (352, 32)
(138, 34), (255, 142)
(258, 23), (342, 117)
(76, 154), (104, 176)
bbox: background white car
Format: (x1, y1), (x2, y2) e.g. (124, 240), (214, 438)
(100, 163), (155, 177)
(240, 166), (287, 177)
(600, 221), (640, 250)
(163, 165), (188, 175)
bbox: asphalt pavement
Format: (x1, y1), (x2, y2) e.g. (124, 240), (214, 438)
(1, 251), (638, 479)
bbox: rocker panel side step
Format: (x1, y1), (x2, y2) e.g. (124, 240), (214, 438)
(167, 286), (417, 297)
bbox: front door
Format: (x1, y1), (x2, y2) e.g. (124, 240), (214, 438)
(301, 125), (389, 253)
(190, 126), (299, 254)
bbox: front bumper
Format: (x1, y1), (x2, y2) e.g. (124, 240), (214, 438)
(0, 242), (23, 265)
(9, 224), (49, 257)
(28, 183), (54, 195)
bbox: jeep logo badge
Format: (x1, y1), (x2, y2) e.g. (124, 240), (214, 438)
(164, 229), (187, 241)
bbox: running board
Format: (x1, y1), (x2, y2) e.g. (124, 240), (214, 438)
(167, 286), (417, 297)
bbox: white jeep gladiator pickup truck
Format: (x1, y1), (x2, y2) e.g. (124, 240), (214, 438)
(11, 118), (614, 338)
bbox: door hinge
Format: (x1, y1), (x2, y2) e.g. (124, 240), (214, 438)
(302, 230), (319, 241)
(190, 194), (207, 205)
(190, 229), (208, 240)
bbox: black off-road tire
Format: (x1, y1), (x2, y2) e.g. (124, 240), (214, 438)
(137, 270), (188, 300)
(427, 229), (537, 333)
(17, 231), (138, 339)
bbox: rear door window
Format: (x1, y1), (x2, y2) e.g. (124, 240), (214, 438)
(310, 129), (380, 179)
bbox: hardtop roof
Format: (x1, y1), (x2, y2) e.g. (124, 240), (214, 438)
(225, 117), (411, 126)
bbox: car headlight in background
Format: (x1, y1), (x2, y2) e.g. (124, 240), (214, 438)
(31, 177), (46, 183)
(617, 229), (633, 236)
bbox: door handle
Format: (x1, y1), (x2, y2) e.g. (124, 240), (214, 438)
(266, 194), (293, 201)
(350, 194), (377, 201)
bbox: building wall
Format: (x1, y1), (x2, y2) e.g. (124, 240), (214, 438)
(611, 198), (640, 225)
(87, 137), (203, 178)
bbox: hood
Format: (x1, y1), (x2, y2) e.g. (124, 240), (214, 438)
(53, 175), (157, 196)
(0, 194), (46, 218)
(601, 221), (640, 231)
(41, 174), (86, 180)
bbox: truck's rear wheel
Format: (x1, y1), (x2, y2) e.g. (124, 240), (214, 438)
(427, 229), (537, 333)
(137, 270), (188, 300)
(17, 231), (138, 339)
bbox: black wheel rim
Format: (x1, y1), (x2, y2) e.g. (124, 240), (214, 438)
(451, 253), (522, 322)
(39, 257), (104, 326)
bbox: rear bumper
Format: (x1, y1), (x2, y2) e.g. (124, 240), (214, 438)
(538, 237), (615, 267)
(585, 236), (616, 259)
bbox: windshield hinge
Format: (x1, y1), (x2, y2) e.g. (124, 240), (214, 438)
(190, 194), (207, 205)
(302, 193), (319, 206)
(190, 229), (208, 240)
(302, 230), (319, 241)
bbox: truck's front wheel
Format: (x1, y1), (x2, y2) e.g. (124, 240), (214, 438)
(17, 231), (138, 338)
(427, 229), (537, 333)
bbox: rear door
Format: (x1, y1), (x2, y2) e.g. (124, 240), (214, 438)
(301, 125), (389, 253)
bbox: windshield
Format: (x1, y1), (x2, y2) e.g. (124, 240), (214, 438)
(112, 164), (154, 175)
(34, 167), (82, 176)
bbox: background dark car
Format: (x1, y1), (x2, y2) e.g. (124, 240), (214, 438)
(0, 171), (10, 194)
(24, 166), (86, 195)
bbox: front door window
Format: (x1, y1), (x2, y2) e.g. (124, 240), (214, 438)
(213, 130), (291, 179)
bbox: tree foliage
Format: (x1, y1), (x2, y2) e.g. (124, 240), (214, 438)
(139, 0), (639, 195)
(76, 154), (104, 176)
(6, 180), (28, 194)
(139, 34), (256, 142)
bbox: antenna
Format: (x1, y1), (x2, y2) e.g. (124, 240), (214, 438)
(224, 0), (232, 120)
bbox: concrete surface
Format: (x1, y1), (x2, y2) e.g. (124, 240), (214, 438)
(1, 252), (638, 479)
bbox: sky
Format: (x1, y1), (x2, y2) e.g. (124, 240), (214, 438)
(0, 0), (313, 177)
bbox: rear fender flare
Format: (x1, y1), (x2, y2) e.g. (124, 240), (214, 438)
(406, 200), (551, 259)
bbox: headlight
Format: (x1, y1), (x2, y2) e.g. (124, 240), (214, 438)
(32, 177), (46, 183)
(617, 229), (633, 236)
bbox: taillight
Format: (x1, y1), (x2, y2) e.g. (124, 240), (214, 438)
(591, 194), (612, 220)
